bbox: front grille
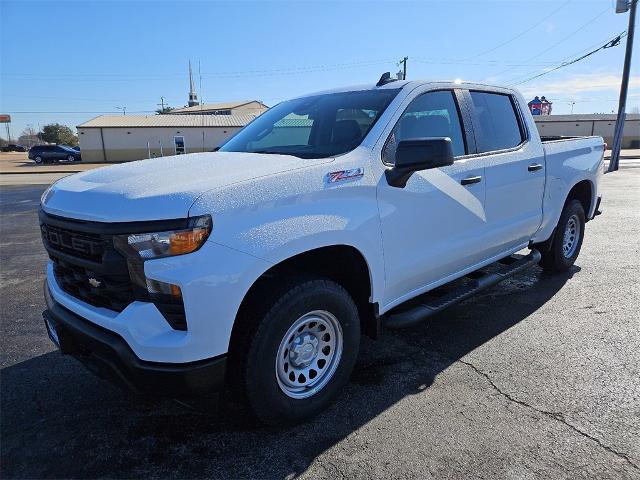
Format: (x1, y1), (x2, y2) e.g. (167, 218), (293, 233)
(51, 256), (134, 311)
(40, 211), (187, 330)
(40, 218), (135, 313)
(40, 223), (105, 262)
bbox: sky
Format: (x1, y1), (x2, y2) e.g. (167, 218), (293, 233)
(1, 0), (638, 139)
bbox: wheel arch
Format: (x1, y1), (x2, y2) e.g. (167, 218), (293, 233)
(566, 179), (594, 218)
(228, 244), (377, 369)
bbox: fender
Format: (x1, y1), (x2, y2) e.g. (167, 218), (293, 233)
(189, 151), (386, 305)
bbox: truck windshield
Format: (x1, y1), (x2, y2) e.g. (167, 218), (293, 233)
(219, 89), (401, 159)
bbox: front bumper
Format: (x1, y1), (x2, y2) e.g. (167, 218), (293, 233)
(43, 282), (226, 397)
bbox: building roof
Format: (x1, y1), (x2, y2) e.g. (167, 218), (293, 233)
(77, 114), (256, 128)
(170, 100), (268, 114)
(533, 114), (640, 122)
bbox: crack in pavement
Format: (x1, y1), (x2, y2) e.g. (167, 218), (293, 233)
(458, 359), (640, 473)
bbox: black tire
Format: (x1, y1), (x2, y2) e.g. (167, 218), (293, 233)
(237, 277), (360, 426)
(67, 155), (75, 162)
(34, 156), (43, 164)
(539, 199), (586, 273)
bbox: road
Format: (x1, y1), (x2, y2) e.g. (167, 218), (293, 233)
(1, 171), (639, 479)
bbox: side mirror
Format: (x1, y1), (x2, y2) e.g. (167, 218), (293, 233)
(385, 137), (454, 188)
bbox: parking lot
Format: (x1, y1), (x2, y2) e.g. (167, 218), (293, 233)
(1, 169), (639, 479)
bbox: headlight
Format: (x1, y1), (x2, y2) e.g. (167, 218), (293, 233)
(114, 215), (212, 261)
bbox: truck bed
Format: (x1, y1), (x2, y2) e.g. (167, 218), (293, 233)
(541, 135), (599, 143)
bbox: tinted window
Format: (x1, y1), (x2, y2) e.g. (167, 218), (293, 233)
(220, 89), (400, 159)
(470, 92), (524, 152)
(383, 90), (466, 164)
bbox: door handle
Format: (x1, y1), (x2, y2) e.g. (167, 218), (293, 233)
(528, 163), (543, 172)
(461, 176), (482, 185)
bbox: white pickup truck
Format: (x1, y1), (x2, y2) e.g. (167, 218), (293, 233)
(40, 76), (604, 425)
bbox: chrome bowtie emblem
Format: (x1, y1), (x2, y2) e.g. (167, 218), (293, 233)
(88, 277), (102, 288)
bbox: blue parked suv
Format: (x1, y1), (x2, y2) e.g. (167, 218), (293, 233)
(29, 145), (81, 164)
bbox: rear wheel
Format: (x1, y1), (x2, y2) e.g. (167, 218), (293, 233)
(540, 199), (585, 273)
(34, 156), (43, 164)
(236, 277), (360, 425)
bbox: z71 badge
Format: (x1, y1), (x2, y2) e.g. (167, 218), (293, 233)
(325, 167), (364, 184)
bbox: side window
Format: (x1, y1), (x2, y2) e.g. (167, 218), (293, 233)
(470, 92), (525, 152)
(383, 90), (466, 164)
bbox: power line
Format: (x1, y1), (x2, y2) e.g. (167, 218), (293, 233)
(493, 5), (612, 79)
(503, 29), (629, 85)
(507, 32), (625, 87)
(413, 58), (561, 67)
(2, 58), (398, 81)
(462, 0), (573, 60)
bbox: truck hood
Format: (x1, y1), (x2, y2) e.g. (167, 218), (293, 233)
(42, 152), (321, 222)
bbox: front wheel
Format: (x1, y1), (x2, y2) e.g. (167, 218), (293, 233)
(67, 155), (75, 162)
(539, 199), (585, 273)
(239, 277), (360, 425)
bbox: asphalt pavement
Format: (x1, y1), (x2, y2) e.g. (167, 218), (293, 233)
(1, 171), (639, 479)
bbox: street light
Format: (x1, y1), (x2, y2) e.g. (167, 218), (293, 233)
(609, 0), (637, 172)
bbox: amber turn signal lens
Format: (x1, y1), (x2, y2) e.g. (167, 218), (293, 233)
(170, 284), (182, 299)
(169, 228), (209, 256)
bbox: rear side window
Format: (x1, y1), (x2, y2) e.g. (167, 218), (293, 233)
(470, 92), (524, 152)
(383, 90), (466, 164)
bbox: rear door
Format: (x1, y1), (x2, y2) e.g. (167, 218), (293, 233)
(467, 90), (545, 255)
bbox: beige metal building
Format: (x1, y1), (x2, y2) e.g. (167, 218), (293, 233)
(77, 114), (255, 162)
(534, 114), (639, 148)
(170, 100), (268, 116)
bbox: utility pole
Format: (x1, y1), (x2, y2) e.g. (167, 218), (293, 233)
(115, 106), (127, 116)
(609, 0), (637, 172)
(158, 96), (166, 113)
(399, 56), (408, 80)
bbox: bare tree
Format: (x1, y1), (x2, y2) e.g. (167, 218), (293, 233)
(19, 126), (41, 148)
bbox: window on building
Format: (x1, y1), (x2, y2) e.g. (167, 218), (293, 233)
(174, 136), (186, 155)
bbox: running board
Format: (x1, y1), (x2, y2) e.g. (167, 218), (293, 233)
(384, 249), (542, 330)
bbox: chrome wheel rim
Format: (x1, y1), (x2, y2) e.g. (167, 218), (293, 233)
(35, 156), (42, 163)
(275, 310), (343, 399)
(562, 214), (580, 258)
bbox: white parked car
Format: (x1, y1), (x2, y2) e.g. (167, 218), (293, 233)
(40, 76), (604, 425)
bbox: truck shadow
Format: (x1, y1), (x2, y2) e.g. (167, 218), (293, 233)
(1, 267), (576, 479)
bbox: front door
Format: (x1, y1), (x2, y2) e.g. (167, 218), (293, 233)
(377, 90), (489, 308)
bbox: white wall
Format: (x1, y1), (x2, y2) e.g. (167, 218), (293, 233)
(534, 118), (640, 148)
(78, 126), (242, 162)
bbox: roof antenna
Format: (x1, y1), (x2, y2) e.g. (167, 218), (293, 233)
(376, 72), (398, 87)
